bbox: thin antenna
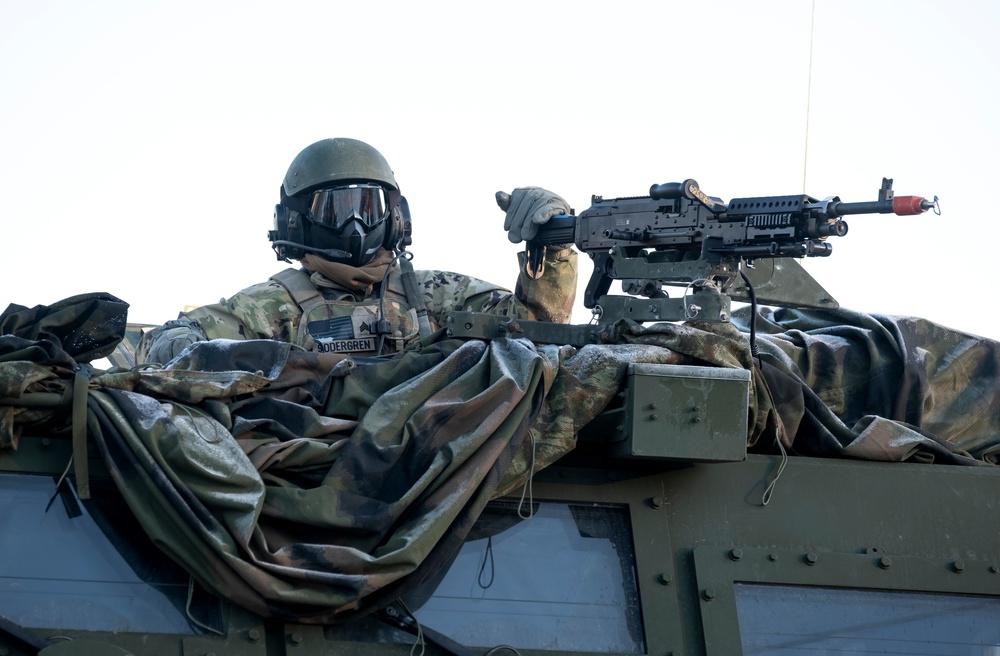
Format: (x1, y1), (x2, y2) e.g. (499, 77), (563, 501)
(802, 0), (816, 193)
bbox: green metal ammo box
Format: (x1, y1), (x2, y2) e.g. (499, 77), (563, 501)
(596, 363), (750, 462)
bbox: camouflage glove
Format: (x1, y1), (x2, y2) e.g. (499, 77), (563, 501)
(138, 318), (207, 365)
(502, 187), (571, 244)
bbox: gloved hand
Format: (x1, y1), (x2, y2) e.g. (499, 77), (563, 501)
(500, 187), (571, 244)
(138, 318), (206, 365)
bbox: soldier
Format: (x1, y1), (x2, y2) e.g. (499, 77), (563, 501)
(136, 138), (577, 364)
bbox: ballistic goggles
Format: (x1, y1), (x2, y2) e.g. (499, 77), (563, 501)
(308, 184), (389, 230)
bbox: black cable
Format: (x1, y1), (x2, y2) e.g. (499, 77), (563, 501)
(738, 270), (760, 358)
(477, 536), (495, 589)
(739, 269), (789, 502)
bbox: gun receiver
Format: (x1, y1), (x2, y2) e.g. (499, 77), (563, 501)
(531, 177), (938, 323)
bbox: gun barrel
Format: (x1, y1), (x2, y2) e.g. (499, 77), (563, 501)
(892, 195), (936, 215)
(832, 195), (932, 217)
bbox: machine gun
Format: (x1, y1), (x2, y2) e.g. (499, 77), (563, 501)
(518, 177), (936, 322)
(448, 178), (939, 345)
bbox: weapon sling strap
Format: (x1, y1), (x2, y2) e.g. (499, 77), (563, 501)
(398, 255), (433, 341)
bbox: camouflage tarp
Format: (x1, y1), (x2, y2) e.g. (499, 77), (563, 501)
(2, 294), (999, 622)
(729, 306), (1000, 463)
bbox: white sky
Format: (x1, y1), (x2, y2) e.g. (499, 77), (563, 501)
(2, 0), (998, 339)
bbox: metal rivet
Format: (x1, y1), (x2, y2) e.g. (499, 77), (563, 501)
(649, 414), (658, 421)
(247, 629), (262, 643)
(768, 553), (778, 562)
(702, 588), (716, 601)
(879, 556), (892, 569)
(659, 573), (672, 585)
(990, 564), (999, 574)
(730, 548), (743, 561)
(290, 632), (304, 645)
(805, 552), (818, 565)
(650, 496), (664, 509)
(953, 560), (965, 573)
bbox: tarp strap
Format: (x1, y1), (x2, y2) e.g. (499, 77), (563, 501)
(71, 365), (91, 499)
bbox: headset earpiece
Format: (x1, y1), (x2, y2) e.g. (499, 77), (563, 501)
(269, 204), (306, 261)
(383, 206), (403, 252)
(385, 195), (412, 251)
(383, 192), (411, 252)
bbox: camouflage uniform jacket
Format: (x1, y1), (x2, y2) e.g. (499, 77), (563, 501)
(137, 246), (577, 362)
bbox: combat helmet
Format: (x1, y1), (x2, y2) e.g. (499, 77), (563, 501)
(270, 138), (406, 266)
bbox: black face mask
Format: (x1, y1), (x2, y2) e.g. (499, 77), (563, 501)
(306, 216), (387, 267)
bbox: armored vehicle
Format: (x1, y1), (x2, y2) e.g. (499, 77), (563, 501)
(3, 179), (999, 656)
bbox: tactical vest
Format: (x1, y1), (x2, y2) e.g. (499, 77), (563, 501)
(269, 267), (420, 356)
